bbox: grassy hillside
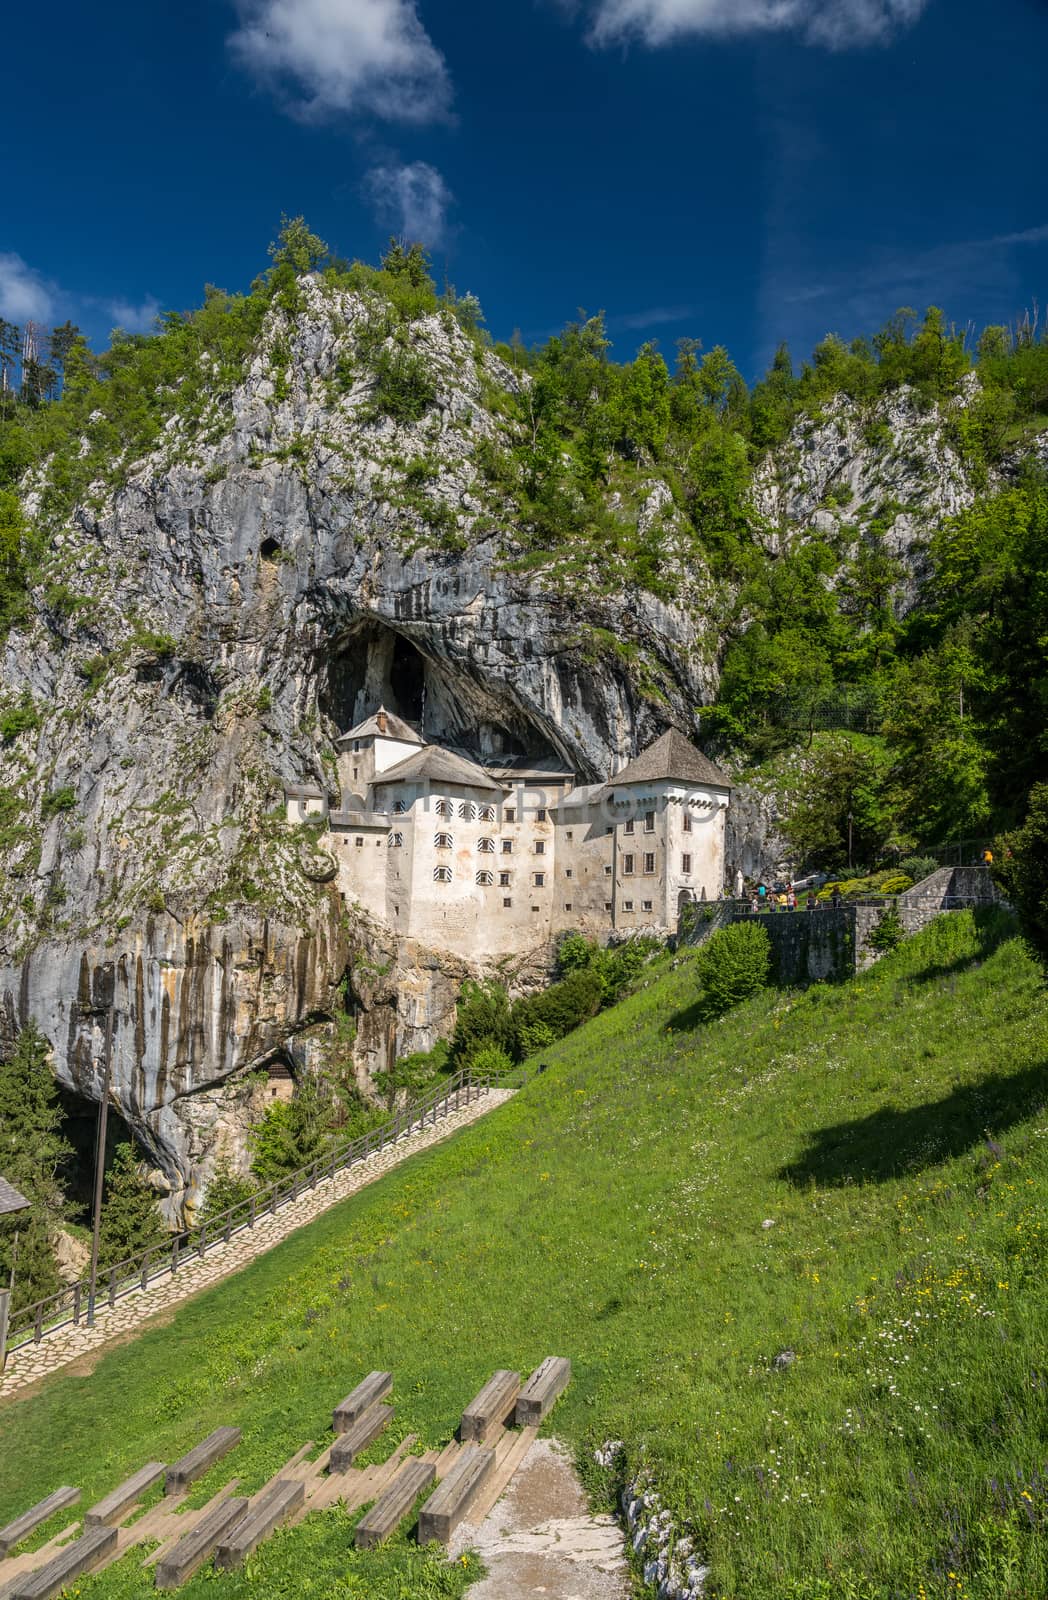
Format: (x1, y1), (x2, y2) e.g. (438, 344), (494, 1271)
(1, 910), (1046, 1600)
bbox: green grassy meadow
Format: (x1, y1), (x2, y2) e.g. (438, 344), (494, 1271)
(1, 911), (1046, 1599)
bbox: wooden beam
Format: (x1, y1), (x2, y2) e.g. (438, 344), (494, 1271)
(155, 1497), (249, 1589)
(333, 1373), (393, 1435)
(515, 1357), (571, 1427)
(460, 1371), (519, 1443)
(214, 1480), (304, 1569)
(165, 1429), (242, 1495)
(329, 1403), (394, 1474)
(417, 1446), (495, 1545)
(0, 1489), (80, 1558)
(85, 1464), (166, 1527)
(9, 1526), (117, 1600)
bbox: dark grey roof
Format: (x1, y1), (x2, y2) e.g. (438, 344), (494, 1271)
(606, 729), (732, 791)
(372, 745), (504, 794)
(0, 1175), (30, 1215)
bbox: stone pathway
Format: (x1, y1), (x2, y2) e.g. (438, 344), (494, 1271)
(0, 1088), (513, 1401)
(451, 1438), (630, 1600)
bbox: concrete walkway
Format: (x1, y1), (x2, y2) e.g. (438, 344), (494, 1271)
(0, 1088), (513, 1401)
(451, 1438), (630, 1600)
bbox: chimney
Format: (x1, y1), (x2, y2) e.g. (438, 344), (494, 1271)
(376, 708), (388, 735)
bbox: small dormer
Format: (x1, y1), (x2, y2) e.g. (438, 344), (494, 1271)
(335, 705), (423, 798)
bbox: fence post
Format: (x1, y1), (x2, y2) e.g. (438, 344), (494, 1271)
(270, 1187), (278, 1218)
(108, 1267), (117, 1308)
(198, 1223), (207, 1259)
(0, 1289), (9, 1372)
(172, 1236), (179, 1276)
(34, 1303), (43, 1343)
(249, 1194), (257, 1228)
(73, 1282), (82, 1325)
(141, 1252), (150, 1292)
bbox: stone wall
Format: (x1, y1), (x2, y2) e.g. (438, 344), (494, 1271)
(742, 909), (857, 986)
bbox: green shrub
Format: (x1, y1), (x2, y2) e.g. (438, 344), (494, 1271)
(97, 1143), (167, 1268)
(866, 904), (906, 952)
(40, 786), (76, 820)
(0, 692), (41, 744)
(464, 1043), (515, 1077)
(516, 1019), (557, 1057)
(900, 854), (939, 883)
(199, 1159), (256, 1226)
(995, 783), (1048, 972)
(448, 980), (514, 1069)
(511, 967), (603, 1054)
(368, 346), (437, 423)
(250, 1081), (328, 1185)
(693, 920), (771, 1021)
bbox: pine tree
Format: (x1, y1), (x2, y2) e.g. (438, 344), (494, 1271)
(0, 1022), (71, 1310)
(97, 1144), (166, 1268)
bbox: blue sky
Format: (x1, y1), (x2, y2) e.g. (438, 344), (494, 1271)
(2, 0), (1046, 379)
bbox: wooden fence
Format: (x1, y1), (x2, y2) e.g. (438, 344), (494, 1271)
(3, 1064), (521, 1366)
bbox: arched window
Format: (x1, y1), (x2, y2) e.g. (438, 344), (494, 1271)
(476, 869), (494, 887)
(479, 805), (496, 822)
(477, 837), (495, 853)
(459, 800), (476, 821)
(435, 798), (453, 819)
(433, 865), (452, 883)
(435, 832), (454, 849)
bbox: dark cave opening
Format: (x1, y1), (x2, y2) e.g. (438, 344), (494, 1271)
(57, 1085), (138, 1223)
(319, 618), (564, 767)
(260, 536), (282, 560)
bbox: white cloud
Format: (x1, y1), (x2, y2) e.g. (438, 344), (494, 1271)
(106, 294), (161, 335)
(228, 0), (451, 122)
(584, 0), (928, 49)
(0, 253), (55, 324)
(364, 160), (454, 244)
(616, 303), (694, 329)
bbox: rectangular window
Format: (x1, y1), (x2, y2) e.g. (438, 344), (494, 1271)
(643, 899), (653, 912)
(531, 905), (540, 912)
(537, 807), (547, 822)
(503, 896), (513, 908)
(353, 740), (360, 753)
(566, 829), (574, 840)
(624, 819), (635, 835)
(623, 853), (635, 875)
(644, 853), (656, 874)
(533, 872), (545, 887)
(623, 899), (634, 912)
(604, 901), (613, 912)
(604, 864), (612, 875)
(565, 868), (573, 879)
(499, 871), (511, 887)
(535, 840), (545, 856)
(502, 839), (513, 853)
(355, 837), (364, 848)
(683, 812), (693, 833)
(564, 902), (573, 911)
(644, 810), (656, 833)
(505, 807), (516, 823)
(682, 853), (693, 874)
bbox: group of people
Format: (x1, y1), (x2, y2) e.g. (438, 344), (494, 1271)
(747, 882), (842, 914)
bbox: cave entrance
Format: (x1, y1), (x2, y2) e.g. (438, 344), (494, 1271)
(319, 618), (566, 766)
(57, 1084), (138, 1223)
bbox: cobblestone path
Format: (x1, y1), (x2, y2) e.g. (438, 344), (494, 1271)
(0, 1087), (513, 1401)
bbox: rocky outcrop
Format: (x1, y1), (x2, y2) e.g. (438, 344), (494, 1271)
(0, 277), (1030, 1212)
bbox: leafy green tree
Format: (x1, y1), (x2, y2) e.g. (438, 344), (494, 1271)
(781, 734), (897, 870)
(199, 1159), (255, 1225)
(866, 905), (906, 953)
(269, 214), (329, 276)
(448, 980), (515, 1069)
(97, 1143), (166, 1268)
(249, 1079), (329, 1186)
(0, 1021), (70, 1309)
(994, 784), (1048, 971)
(694, 922), (771, 1021)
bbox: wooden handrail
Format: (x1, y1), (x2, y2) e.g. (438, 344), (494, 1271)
(5, 1062), (522, 1355)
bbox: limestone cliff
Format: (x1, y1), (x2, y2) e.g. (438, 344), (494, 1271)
(0, 274), (1035, 1215)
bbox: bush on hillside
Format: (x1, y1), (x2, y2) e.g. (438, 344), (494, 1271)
(866, 904), (906, 953)
(448, 980), (515, 1069)
(994, 783), (1048, 971)
(900, 854), (939, 883)
(199, 1159), (256, 1226)
(512, 967), (604, 1057)
(694, 921), (771, 1021)
(465, 1043), (515, 1077)
(250, 1081), (329, 1186)
(0, 1020), (71, 1309)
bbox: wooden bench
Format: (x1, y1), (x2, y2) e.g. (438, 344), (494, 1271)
(460, 1371), (519, 1443)
(514, 1357), (571, 1427)
(85, 1463), (166, 1527)
(155, 1496), (249, 1589)
(214, 1480), (304, 1569)
(354, 1458), (435, 1550)
(165, 1428), (242, 1494)
(333, 1372), (393, 1435)
(329, 1404), (394, 1474)
(0, 1489), (80, 1557)
(417, 1445), (495, 1545)
(10, 1525), (117, 1600)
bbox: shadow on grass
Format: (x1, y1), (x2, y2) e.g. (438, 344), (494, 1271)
(780, 1058), (1048, 1186)
(908, 906), (1016, 987)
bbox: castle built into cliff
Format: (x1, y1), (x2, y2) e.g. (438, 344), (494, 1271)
(286, 711), (731, 960)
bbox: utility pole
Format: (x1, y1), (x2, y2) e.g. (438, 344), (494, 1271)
(87, 965), (116, 1328)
